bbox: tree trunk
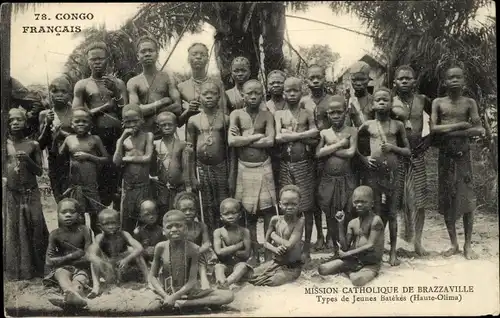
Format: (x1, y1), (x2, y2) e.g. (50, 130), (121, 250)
(261, 3), (286, 74)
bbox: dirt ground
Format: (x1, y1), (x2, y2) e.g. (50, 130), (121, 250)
(4, 149), (500, 316)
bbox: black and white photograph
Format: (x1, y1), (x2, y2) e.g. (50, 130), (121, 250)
(1, 1), (498, 316)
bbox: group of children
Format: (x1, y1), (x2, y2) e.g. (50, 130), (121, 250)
(4, 35), (484, 311)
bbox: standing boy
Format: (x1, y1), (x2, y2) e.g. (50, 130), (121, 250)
(430, 66), (484, 260)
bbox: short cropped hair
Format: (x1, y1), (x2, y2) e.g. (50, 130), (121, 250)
(72, 107), (91, 119)
(308, 64), (326, 75)
(122, 103), (143, 118)
(163, 209), (186, 226)
(173, 191), (198, 210)
(231, 56), (250, 69)
(394, 65), (416, 77)
(330, 95), (346, 109)
(243, 79), (263, 90)
(136, 35), (159, 51)
(156, 111), (177, 123)
(188, 42), (209, 53)
(220, 198), (241, 212)
(49, 77), (72, 92)
(373, 86), (393, 98)
(58, 197), (82, 214)
(280, 184), (302, 200)
(267, 70), (286, 81)
(98, 208), (120, 220)
(86, 41), (109, 56)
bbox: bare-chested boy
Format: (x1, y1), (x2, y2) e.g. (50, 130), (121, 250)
(127, 36), (182, 138)
(214, 198), (252, 288)
(38, 77), (73, 203)
(392, 65), (432, 255)
(430, 66), (484, 260)
(73, 42), (129, 207)
(44, 198), (92, 309)
(177, 43), (228, 136)
(187, 81), (230, 235)
(316, 96), (358, 253)
(318, 186), (385, 286)
(249, 185), (305, 286)
(148, 210), (234, 311)
(113, 104), (154, 233)
(358, 87), (411, 266)
(5, 108), (49, 280)
(275, 77), (319, 261)
(229, 79), (277, 262)
(59, 108), (110, 233)
(151, 111), (191, 219)
(133, 200), (165, 264)
(87, 208), (149, 298)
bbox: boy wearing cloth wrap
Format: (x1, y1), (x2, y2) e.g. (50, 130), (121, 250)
(358, 87), (411, 266)
(5, 108), (49, 280)
(316, 96), (358, 253)
(229, 79), (277, 262)
(430, 66), (484, 260)
(318, 186), (384, 287)
(392, 65), (432, 255)
(113, 104), (154, 233)
(275, 77), (319, 261)
(249, 185), (305, 286)
(148, 210), (234, 311)
(59, 108), (109, 233)
(187, 81), (230, 235)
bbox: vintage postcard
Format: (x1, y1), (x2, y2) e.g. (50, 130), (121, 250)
(2, 2), (499, 316)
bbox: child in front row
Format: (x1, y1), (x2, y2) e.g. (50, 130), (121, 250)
(87, 208), (149, 298)
(213, 198), (253, 289)
(133, 200), (165, 263)
(44, 198), (92, 309)
(148, 210), (234, 310)
(318, 186), (385, 286)
(249, 185), (305, 287)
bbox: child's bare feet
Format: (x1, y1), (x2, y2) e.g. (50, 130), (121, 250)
(388, 252), (401, 266)
(313, 237), (325, 251)
(414, 244), (430, 257)
(442, 245), (460, 257)
(65, 290), (87, 308)
(463, 244), (479, 260)
(87, 287), (100, 299)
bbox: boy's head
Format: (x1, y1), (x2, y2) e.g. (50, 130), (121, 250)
(350, 61), (371, 94)
(163, 210), (187, 240)
(188, 43), (209, 69)
(122, 104), (143, 133)
(98, 209), (121, 234)
(71, 108), (92, 135)
(267, 70), (286, 97)
(200, 81), (220, 109)
(284, 77), (303, 105)
(444, 66), (465, 91)
(57, 198), (81, 227)
(220, 198), (241, 225)
(372, 87), (392, 113)
(231, 57), (251, 85)
(49, 77), (72, 105)
(156, 111), (177, 136)
(86, 42), (109, 75)
(242, 79), (264, 109)
(306, 64), (326, 92)
(279, 185), (301, 216)
(136, 35), (159, 66)
(352, 186), (374, 216)
(326, 95), (347, 126)
(394, 65), (416, 94)
(8, 108), (27, 132)
(139, 199), (158, 225)
(174, 191), (198, 222)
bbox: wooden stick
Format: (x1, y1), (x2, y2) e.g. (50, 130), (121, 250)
(195, 166), (205, 223)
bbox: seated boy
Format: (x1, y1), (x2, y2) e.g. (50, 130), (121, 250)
(133, 200), (165, 263)
(148, 210), (234, 311)
(213, 198), (252, 289)
(318, 186), (385, 286)
(44, 198), (93, 309)
(86, 208), (149, 298)
(248, 185), (305, 287)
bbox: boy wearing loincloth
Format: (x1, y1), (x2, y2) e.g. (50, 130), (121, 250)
(151, 111), (191, 220)
(358, 87), (411, 266)
(5, 108), (49, 280)
(392, 65), (432, 255)
(316, 96), (358, 253)
(44, 198), (92, 309)
(87, 208), (149, 298)
(38, 77), (73, 203)
(113, 104), (154, 233)
(148, 210), (234, 311)
(59, 108), (110, 233)
(174, 191), (217, 290)
(133, 200), (165, 264)
(275, 77), (319, 261)
(249, 185), (305, 286)
(229, 79), (277, 262)
(318, 186), (385, 287)
(214, 198), (253, 288)
(187, 81), (230, 236)
(177, 43), (228, 132)
(430, 66), (484, 260)
(127, 36), (182, 137)
(73, 42), (128, 207)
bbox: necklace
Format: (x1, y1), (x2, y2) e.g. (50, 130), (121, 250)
(192, 75), (209, 101)
(158, 138), (175, 167)
(90, 77), (110, 103)
(202, 110), (218, 146)
(168, 240), (187, 292)
(396, 95), (414, 130)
